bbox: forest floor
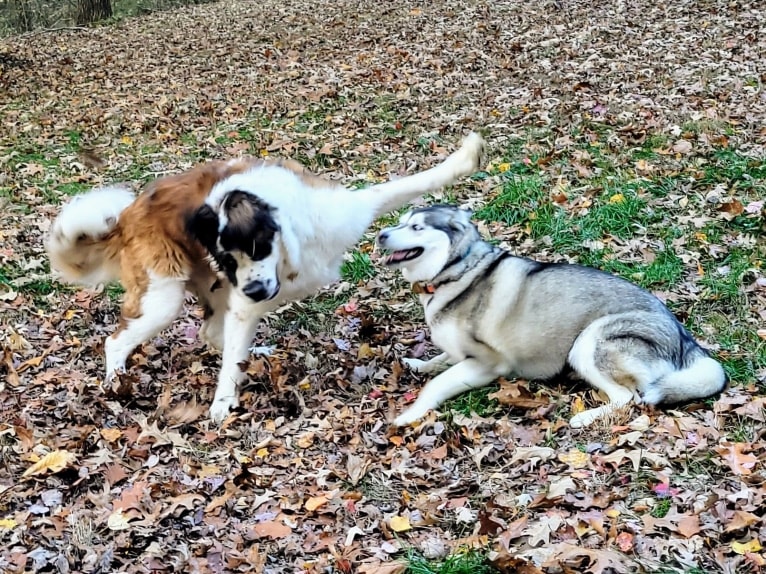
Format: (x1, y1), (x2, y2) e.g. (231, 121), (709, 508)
(1, 0), (765, 572)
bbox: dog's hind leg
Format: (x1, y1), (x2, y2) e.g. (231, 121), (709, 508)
(104, 271), (186, 380)
(394, 358), (496, 426)
(402, 352), (452, 374)
(209, 292), (266, 423)
(363, 132), (485, 217)
(567, 318), (643, 428)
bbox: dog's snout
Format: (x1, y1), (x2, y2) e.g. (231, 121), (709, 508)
(242, 280), (270, 301)
(377, 230), (390, 245)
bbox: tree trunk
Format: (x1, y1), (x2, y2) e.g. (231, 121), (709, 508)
(75, 0), (112, 25)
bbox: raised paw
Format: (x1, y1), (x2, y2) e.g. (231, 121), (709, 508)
(209, 395), (239, 424)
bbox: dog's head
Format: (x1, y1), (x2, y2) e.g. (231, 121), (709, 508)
(188, 190), (282, 302)
(376, 205), (478, 283)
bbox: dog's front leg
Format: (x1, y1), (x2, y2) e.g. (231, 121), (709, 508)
(402, 352), (452, 374)
(209, 293), (264, 423)
(393, 358), (496, 426)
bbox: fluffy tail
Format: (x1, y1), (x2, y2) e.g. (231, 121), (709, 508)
(364, 132), (485, 216)
(643, 353), (728, 405)
(46, 186), (134, 286)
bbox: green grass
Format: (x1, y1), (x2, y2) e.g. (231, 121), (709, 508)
(341, 251), (376, 283)
(650, 498), (671, 519)
(471, 128), (764, 398)
(405, 548), (498, 574)
(443, 384), (499, 418)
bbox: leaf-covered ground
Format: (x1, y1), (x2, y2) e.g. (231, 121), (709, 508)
(1, 1), (765, 572)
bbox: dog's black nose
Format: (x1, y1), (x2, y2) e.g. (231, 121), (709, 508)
(378, 231), (389, 244)
(242, 281), (269, 302)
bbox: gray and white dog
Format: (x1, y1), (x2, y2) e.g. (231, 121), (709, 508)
(377, 205), (727, 428)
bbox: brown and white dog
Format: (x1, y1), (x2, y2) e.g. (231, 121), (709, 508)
(46, 133), (485, 423)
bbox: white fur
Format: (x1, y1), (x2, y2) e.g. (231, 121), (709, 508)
(47, 186), (134, 285)
(566, 319), (638, 428)
(642, 356), (726, 405)
(204, 133), (484, 422)
(105, 271), (186, 378)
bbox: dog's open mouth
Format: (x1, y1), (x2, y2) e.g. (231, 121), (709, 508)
(384, 248), (424, 265)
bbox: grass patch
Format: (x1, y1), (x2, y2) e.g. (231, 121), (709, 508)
(341, 251), (376, 283)
(650, 498), (672, 518)
(471, 130), (764, 395)
(405, 548), (498, 574)
(443, 384), (499, 418)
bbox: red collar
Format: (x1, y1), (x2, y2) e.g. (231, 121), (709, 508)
(412, 282), (436, 295)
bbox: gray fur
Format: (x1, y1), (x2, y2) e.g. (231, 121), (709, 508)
(378, 205), (727, 427)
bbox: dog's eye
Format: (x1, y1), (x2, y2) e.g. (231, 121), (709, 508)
(411, 223), (423, 231)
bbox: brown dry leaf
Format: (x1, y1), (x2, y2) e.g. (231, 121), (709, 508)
(616, 531), (634, 552)
(489, 380), (549, 409)
(100, 428), (123, 442)
(165, 398), (207, 425)
(724, 510), (761, 533)
(558, 449), (589, 469)
(22, 450), (76, 478)
(715, 442), (758, 475)
(253, 520), (292, 540)
(358, 561), (407, 574)
(544, 544), (630, 573)
(305, 495), (329, 512)
(491, 551), (544, 574)
(719, 199), (744, 217)
(677, 514), (701, 538)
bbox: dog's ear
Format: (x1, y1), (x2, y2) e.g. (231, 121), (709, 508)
(187, 204), (220, 254)
(220, 191), (280, 260)
(448, 208), (474, 231)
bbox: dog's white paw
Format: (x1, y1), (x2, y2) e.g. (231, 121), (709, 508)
(249, 345), (275, 357)
(569, 408), (602, 429)
(401, 357), (428, 373)
(454, 132), (485, 174)
(393, 402), (433, 427)
(209, 396), (239, 424)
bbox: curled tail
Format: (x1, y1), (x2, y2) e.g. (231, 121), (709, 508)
(46, 186), (134, 285)
(643, 349), (728, 405)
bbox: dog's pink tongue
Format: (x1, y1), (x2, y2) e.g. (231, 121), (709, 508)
(386, 251), (408, 264)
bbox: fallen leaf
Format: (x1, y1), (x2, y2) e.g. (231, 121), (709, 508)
(672, 139), (693, 154)
(253, 520), (292, 539)
(305, 495), (329, 512)
(715, 442), (758, 475)
(616, 531), (634, 552)
(677, 514), (701, 538)
(558, 449), (589, 469)
(100, 428), (123, 442)
(724, 510), (761, 533)
(732, 540), (762, 555)
(389, 515), (411, 533)
(107, 509), (133, 531)
(22, 450), (76, 478)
